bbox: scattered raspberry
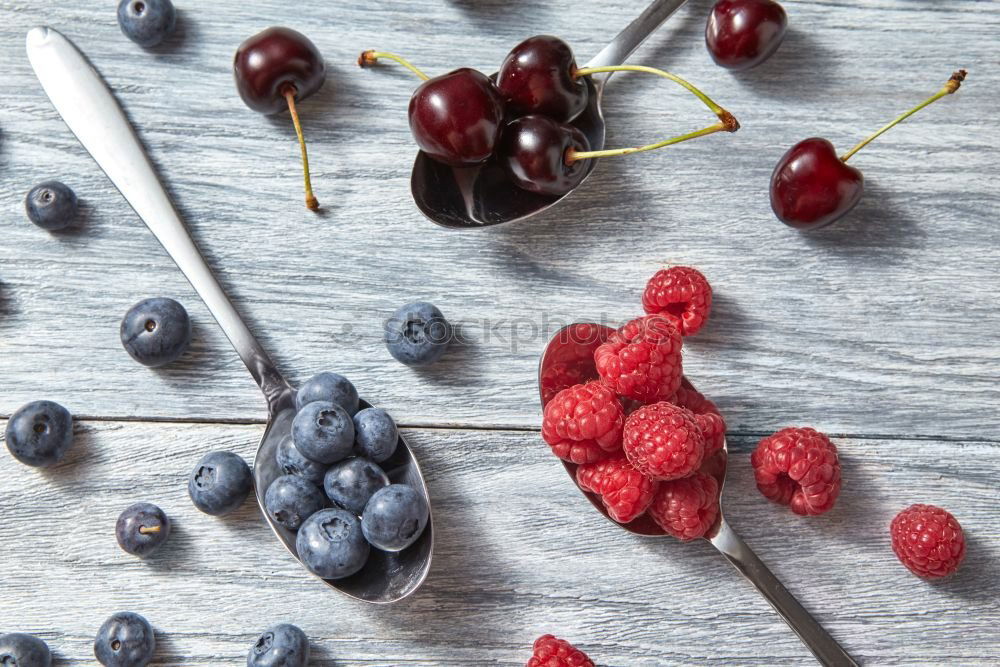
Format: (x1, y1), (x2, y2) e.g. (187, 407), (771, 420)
(648, 472), (719, 540)
(890, 504), (966, 578)
(595, 315), (683, 403)
(750, 427), (841, 516)
(642, 266), (713, 336)
(576, 456), (658, 523)
(695, 412), (726, 457)
(542, 382), (623, 464)
(527, 635), (594, 667)
(622, 402), (704, 480)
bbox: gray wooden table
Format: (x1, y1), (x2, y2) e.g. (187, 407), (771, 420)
(1, 0), (998, 664)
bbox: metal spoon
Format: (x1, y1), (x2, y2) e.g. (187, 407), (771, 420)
(539, 323), (859, 666)
(27, 26), (433, 604)
(412, 0), (688, 229)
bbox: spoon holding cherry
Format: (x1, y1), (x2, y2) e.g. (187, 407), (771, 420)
(539, 323), (858, 666)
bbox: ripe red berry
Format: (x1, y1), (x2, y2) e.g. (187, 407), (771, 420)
(527, 634), (595, 667)
(648, 472), (720, 540)
(642, 266), (713, 336)
(541, 382), (624, 465)
(595, 315), (683, 403)
(750, 427), (841, 516)
(623, 402), (704, 481)
(890, 504), (966, 578)
(576, 456), (658, 523)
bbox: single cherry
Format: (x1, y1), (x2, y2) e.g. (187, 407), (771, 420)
(771, 70), (967, 230)
(407, 68), (505, 167)
(706, 0), (787, 71)
(496, 35), (588, 123)
(499, 115), (590, 196)
(234, 27), (325, 210)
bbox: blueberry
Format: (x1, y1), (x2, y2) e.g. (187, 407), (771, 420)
(120, 297), (192, 368)
(0, 633), (52, 667)
(295, 372), (359, 415)
(4, 400), (73, 468)
(291, 401), (354, 465)
(264, 475), (325, 531)
(275, 435), (327, 485)
(94, 611), (155, 667)
(352, 407), (398, 463)
(187, 451), (252, 516)
(295, 508), (370, 580)
(117, 0), (176, 48)
(116, 502), (171, 558)
(361, 484), (429, 552)
(247, 623), (309, 667)
(383, 301), (452, 366)
(24, 181), (78, 231)
(324, 458), (389, 515)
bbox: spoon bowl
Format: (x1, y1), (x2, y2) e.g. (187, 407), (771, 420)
(28, 26), (433, 604)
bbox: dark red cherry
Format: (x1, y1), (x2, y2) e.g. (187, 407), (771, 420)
(770, 138), (864, 230)
(706, 0), (788, 71)
(234, 27), (326, 114)
(497, 35), (588, 122)
(499, 115), (590, 196)
(408, 68), (505, 167)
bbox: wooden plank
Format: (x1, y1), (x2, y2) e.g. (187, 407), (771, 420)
(0, 0), (998, 435)
(0, 421), (997, 664)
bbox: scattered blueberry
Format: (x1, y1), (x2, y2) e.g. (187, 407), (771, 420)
(24, 181), (78, 231)
(264, 475), (326, 531)
(295, 508), (370, 580)
(115, 502), (170, 558)
(94, 611), (155, 667)
(295, 372), (359, 415)
(187, 451), (252, 516)
(117, 0), (176, 48)
(4, 400), (73, 468)
(324, 458), (389, 515)
(383, 301), (452, 366)
(247, 623), (310, 667)
(352, 408), (398, 463)
(0, 633), (52, 667)
(292, 401), (354, 465)
(120, 297), (192, 368)
(361, 484), (429, 552)
(276, 435), (327, 485)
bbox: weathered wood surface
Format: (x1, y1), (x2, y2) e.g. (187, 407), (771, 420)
(1, 422), (997, 665)
(1, 0), (999, 664)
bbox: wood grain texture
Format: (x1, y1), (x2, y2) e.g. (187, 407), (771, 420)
(0, 0), (997, 435)
(0, 421), (997, 666)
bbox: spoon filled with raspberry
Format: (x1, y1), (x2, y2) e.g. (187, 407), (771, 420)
(538, 319), (857, 665)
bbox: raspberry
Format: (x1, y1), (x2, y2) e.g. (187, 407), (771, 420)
(540, 361), (587, 404)
(576, 456), (658, 523)
(750, 427), (841, 516)
(527, 635), (594, 667)
(669, 382), (726, 455)
(622, 402), (704, 480)
(642, 266), (712, 336)
(670, 380), (720, 416)
(890, 504), (966, 578)
(541, 382), (623, 464)
(648, 472), (720, 540)
(594, 315), (683, 403)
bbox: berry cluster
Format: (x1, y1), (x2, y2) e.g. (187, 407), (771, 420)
(541, 267), (726, 541)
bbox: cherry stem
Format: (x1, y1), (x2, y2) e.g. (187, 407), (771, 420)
(358, 50), (429, 81)
(283, 88), (319, 210)
(568, 65), (739, 162)
(138, 525), (161, 535)
(841, 69), (967, 163)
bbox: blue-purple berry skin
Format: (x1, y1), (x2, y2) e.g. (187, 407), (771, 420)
(120, 297), (192, 368)
(4, 400), (73, 468)
(352, 408), (398, 463)
(276, 435), (327, 485)
(295, 372), (360, 415)
(295, 508), (370, 579)
(361, 484), (429, 552)
(94, 611), (155, 667)
(116, 503), (171, 558)
(117, 0), (176, 48)
(187, 451), (253, 516)
(0, 633), (52, 667)
(25, 181), (78, 230)
(247, 623), (310, 667)
(264, 475), (326, 531)
(383, 301), (452, 366)
(324, 458), (389, 515)
(292, 401), (355, 465)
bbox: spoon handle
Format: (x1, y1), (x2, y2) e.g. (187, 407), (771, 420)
(585, 0), (688, 69)
(26, 27), (292, 410)
(709, 519), (859, 666)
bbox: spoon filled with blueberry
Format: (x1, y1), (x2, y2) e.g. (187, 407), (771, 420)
(359, 0), (740, 228)
(27, 26), (432, 603)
